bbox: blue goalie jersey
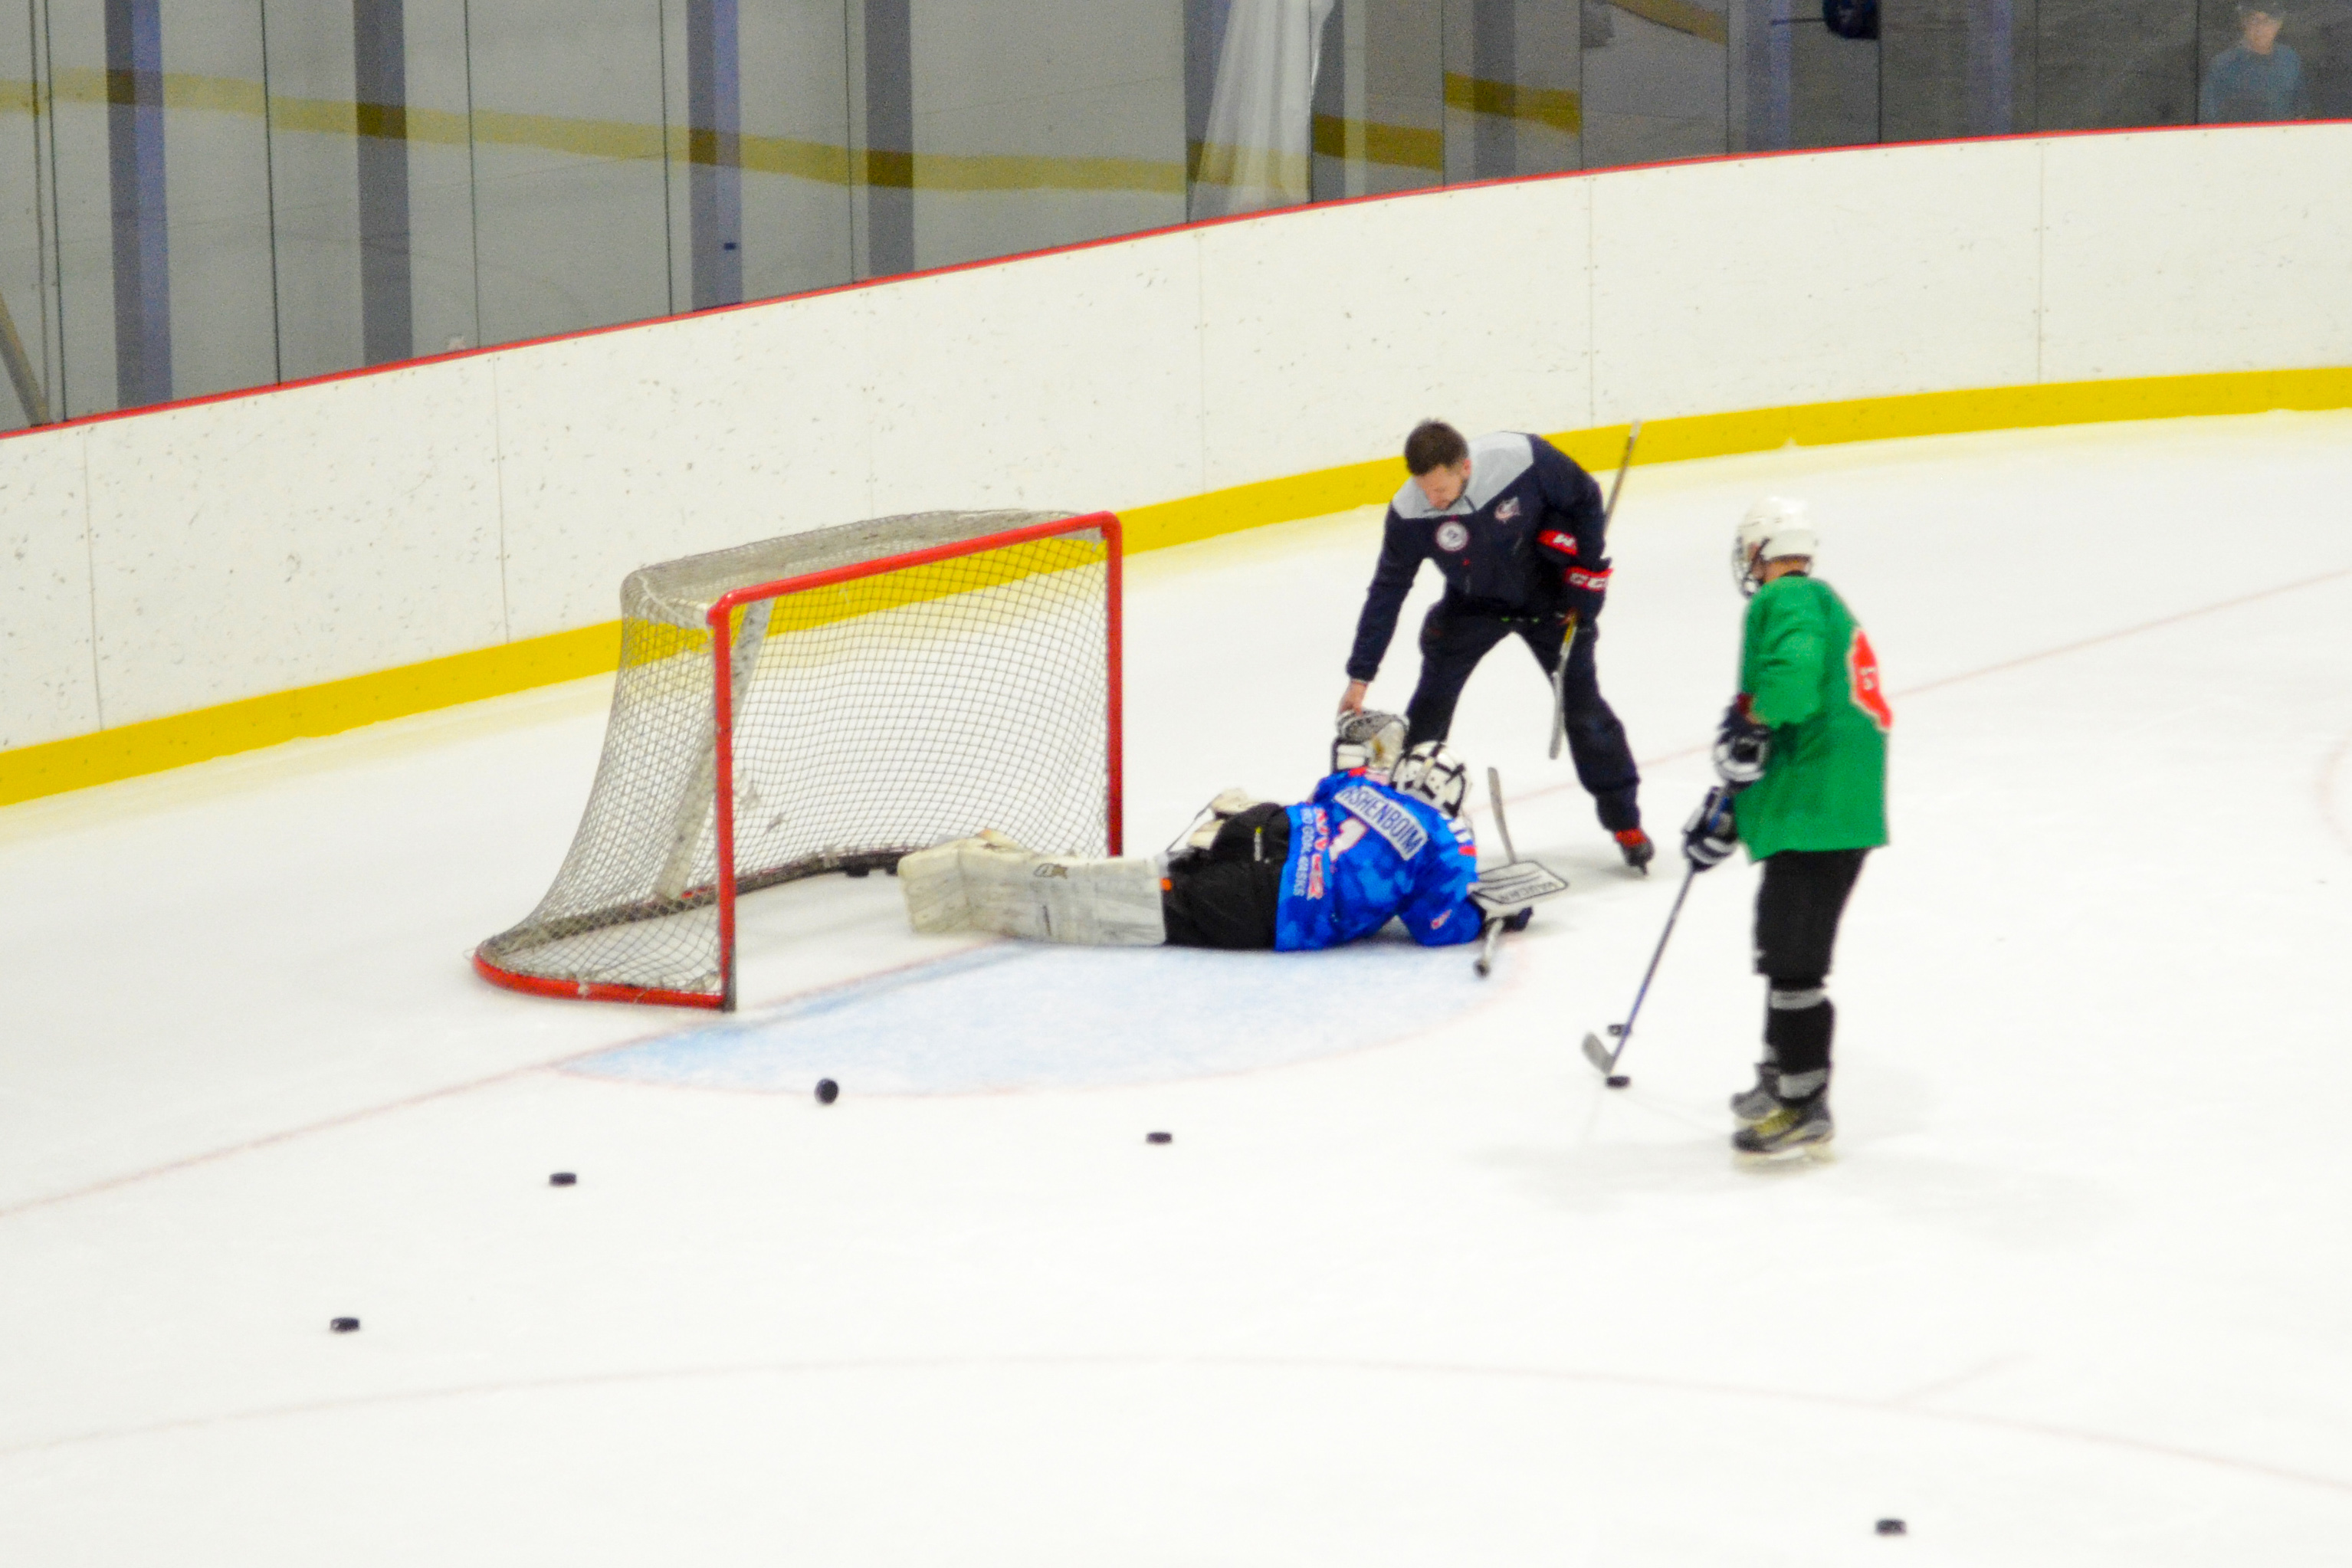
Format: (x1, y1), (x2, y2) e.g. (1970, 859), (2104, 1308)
(1274, 771), (1484, 951)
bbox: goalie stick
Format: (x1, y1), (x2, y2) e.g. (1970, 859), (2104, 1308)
(1550, 419), (1643, 759)
(1580, 860), (1696, 1083)
(1472, 767), (1569, 977)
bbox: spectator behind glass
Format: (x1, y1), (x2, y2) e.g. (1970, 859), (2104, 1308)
(2203, 6), (2312, 121)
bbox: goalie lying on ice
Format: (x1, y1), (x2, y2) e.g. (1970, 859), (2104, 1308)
(900, 730), (1501, 952)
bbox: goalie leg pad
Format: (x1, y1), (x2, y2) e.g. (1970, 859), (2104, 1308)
(899, 837), (1166, 945)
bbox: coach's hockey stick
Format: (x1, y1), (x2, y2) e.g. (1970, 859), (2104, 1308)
(1580, 859), (1695, 1086)
(1550, 419), (1642, 759)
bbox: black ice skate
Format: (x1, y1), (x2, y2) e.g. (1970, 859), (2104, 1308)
(1614, 828), (1655, 874)
(1730, 1062), (1780, 1125)
(1733, 1094), (1834, 1160)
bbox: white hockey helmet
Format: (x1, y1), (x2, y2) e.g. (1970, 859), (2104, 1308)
(1733, 497), (1819, 596)
(1391, 740), (1469, 818)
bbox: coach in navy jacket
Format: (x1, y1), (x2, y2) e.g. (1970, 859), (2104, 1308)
(1338, 420), (1649, 866)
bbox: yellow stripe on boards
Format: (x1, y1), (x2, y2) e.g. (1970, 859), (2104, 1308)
(1310, 113), (1445, 174)
(1614, 0), (1731, 46)
(0, 624), (621, 809)
(7, 365), (2352, 809)
(1444, 72), (1582, 136)
(8, 71), (1179, 195)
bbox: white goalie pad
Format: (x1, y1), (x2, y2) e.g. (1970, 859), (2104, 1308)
(1468, 859), (1571, 916)
(898, 834), (1166, 946)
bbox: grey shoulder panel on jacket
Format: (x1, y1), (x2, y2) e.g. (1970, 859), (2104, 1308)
(1464, 432), (1536, 510)
(1390, 431), (1535, 518)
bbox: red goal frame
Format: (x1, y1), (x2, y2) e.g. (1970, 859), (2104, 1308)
(473, 510), (1124, 1012)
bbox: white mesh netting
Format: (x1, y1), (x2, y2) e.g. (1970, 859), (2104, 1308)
(477, 510), (1117, 1005)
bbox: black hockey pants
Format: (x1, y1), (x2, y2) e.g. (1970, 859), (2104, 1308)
(1402, 605), (1642, 832)
(1752, 848), (1868, 1082)
(1162, 804), (1288, 950)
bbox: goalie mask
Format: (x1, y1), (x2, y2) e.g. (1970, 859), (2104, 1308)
(1733, 497), (1819, 596)
(1391, 740), (1469, 818)
(1332, 708), (1408, 775)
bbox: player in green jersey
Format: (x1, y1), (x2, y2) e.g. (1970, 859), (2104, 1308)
(1683, 497), (1890, 1159)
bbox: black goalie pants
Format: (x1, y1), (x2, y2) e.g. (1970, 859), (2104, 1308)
(1752, 848), (1868, 1081)
(1402, 605), (1642, 832)
(1161, 804), (1289, 950)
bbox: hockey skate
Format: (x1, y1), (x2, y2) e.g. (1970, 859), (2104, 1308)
(1729, 1062), (1780, 1125)
(1614, 828), (1655, 874)
(1733, 1093), (1834, 1161)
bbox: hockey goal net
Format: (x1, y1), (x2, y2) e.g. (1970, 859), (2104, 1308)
(474, 510), (1123, 1010)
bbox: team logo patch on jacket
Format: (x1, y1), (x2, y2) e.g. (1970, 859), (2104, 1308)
(1494, 498), (1521, 521)
(1435, 520), (1469, 553)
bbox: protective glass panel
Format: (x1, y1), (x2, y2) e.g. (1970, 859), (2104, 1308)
(2035, 0), (2197, 130)
(1442, 0), (1589, 182)
(1736, 0), (1880, 153)
(895, 0), (1184, 274)
(0, 0), (54, 431)
(1312, 0), (1444, 201)
(1186, 0), (1329, 218)
(1581, 0), (1732, 168)
(43, 0), (277, 416)
(257, 0), (479, 377)
(660, 0), (854, 312)
(466, 0), (671, 347)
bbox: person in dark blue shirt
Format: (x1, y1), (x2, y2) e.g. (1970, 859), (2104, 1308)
(2202, 8), (2310, 121)
(1338, 419), (1651, 871)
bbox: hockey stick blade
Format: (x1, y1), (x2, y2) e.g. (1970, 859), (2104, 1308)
(1580, 1031), (1615, 1074)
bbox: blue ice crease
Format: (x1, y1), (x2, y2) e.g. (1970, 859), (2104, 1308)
(568, 937), (1490, 1094)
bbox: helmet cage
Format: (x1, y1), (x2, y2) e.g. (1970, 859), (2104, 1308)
(1391, 741), (1469, 818)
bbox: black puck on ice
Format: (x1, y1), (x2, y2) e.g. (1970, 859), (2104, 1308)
(1875, 1518), (1907, 1537)
(1145, 1131), (1173, 1144)
(549, 1172), (576, 1186)
(845, 867), (871, 878)
(1606, 1074), (1631, 1088)
(330, 1317), (360, 1333)
(815, 1078), (839, 1104)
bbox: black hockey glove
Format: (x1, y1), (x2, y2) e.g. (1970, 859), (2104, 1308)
(1712, 697), (1770, 786)
(1683, 785), (1739, 871)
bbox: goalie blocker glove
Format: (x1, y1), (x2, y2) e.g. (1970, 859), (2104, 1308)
(1684, 785), (1740, 871)
(1713, 697), (1771, 786)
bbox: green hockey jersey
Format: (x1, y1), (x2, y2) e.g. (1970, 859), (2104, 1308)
(1734, 573), (1890, 858)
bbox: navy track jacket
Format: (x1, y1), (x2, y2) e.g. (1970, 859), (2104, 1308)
(1345, 431), (1609, 683)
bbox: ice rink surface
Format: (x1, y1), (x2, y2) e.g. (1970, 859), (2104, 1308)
(4, 414), (2350, 1563)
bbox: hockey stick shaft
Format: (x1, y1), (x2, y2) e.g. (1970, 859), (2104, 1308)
(1475, 767), (1515, 977)
(1486, 767), (1518, 863)
(1585, 861), (1697, 1074)
(1550, 420), (1642, 759)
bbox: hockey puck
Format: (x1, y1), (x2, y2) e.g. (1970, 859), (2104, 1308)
(815, 1078), (839, 1104)
(1145, 1131), (1173, 1145)
(845, 867), (871, 878)
(1875, 1519), (1907, 1537)
(330, 1317), (360, 1333)
(1606, 1074), (1631, 1088)
(549, 1172), (576, 1186)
